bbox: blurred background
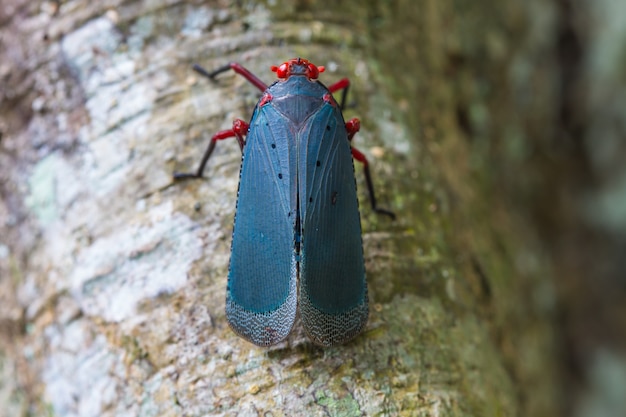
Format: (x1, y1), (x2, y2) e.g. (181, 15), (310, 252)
(1, 0), (625, 416)
(364, 0), (626, 415)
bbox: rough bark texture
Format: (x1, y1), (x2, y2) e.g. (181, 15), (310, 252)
(1, 1), (625, 416)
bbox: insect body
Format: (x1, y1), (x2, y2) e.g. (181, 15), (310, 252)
(174, 58), (394, 346)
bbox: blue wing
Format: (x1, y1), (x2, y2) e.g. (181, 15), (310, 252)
(226, 104), (298, 346)
(298, 102), (368, 346)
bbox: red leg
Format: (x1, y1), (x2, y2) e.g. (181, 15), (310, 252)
(327, 78), (350, 94)
(193, 63), (267, 92)
(346, 118), (395, 219)
(327, 78), (350, 110)
(174, 119), (249, 180)
(345, 117), (360, 142)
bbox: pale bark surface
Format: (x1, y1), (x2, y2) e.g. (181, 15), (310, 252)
(5, 0), (613, 416)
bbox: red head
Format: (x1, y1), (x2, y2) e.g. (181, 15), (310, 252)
(271, 58), (325, 80)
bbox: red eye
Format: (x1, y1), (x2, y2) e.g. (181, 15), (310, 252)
(307, 63), (319, 79)
(271, 63), (289, 78)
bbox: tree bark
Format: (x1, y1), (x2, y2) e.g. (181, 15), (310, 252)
(3, 0), (608, 416)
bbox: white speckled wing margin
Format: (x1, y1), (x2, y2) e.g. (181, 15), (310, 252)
(226, 263), (297, 346)
(299, 289), (369, 347)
